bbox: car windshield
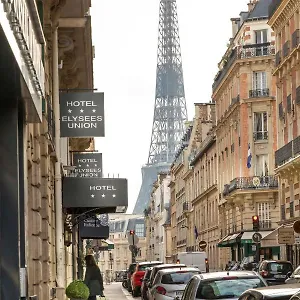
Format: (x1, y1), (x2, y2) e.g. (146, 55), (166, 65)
(196, 277), (265, 299)
(267, 262), (293, 274)
(161, 271), (199, 284)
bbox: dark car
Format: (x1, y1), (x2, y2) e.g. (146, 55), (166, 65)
(239, 284), (300, 300)
(258, 260), (293, 285)
(127, 263), (137, 292)
(141, 267), (153, 300)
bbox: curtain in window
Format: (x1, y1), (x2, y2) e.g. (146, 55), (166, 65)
(253, 72), (267, 90)
(255, 30), (268, 44)
(255, 154), (269, 176)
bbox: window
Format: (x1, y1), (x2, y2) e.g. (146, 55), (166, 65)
(135, 223), (145, 237)
(253, 72), (267, 90)
(255, 155), (269, 176)
(257, 202), (271, 229)
(255, 29), (268, 44)
(253, 112), (268, 140)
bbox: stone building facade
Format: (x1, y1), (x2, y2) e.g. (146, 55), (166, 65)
(268, 0), (300, 265)
(0, 0), (95, 298)
(213, 0), (280, 266)
(145, 173), (171, 262)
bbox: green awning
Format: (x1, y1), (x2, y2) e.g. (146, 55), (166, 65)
(241, 231), (272, 244)
(101, 239), (114, 250)
(217, 234), (232, 247)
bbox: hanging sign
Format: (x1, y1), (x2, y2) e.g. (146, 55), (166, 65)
(79, 215), (109, 239)
(60, 92), (105, 137)
(73, 153), (102, 178)
(63, 177), (128, 214)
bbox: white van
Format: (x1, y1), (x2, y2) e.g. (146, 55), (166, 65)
(177, 251), (209, 273)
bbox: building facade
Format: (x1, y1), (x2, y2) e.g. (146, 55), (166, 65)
(145, 173), (171, 262)
(100, 215), (146, 274)
(268, 0), (300, 265)
(0, 0), (95, 298)
(213, 0), (280, 267)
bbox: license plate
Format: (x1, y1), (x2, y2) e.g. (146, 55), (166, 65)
(274, 274), (286, 278)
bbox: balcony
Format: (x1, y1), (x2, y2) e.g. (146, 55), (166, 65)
(253, 131), (268, 142)
(275, 136), (300, 167)
(213, 44), (274, 91)
(249, 88), (270, 98)
(238, 44), (275, 59)
(223, 176), (278, 196)
(292, 29), (300, 49)
(269, 0), (282, 19)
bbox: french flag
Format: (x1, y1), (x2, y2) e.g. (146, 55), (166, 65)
(247, 143), (252, 169)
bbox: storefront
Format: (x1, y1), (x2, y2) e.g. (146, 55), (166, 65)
(218, 231), (279, 263)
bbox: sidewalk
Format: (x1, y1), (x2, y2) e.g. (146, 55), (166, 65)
(104, 282), (132, 300)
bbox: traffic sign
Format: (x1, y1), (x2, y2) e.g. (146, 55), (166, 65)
(128, 233), (139, 245)
(252, 232), (262, 243)
(199, 240), (207, 250)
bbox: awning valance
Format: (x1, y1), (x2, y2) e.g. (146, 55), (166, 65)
(241, 231), (272, 244)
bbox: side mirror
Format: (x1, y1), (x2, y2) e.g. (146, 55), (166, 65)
(286, 271), (292, 278)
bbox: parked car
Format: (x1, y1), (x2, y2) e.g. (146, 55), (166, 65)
(258, 260), (293, 285)
(290, 287), (300, 300)
(148, 267), (200, 300)
(131, 261), (163, 297)
(178, 271), (267, 300)
(238, 284), (300, 300)
(127, 263), (137, 292)
(141, 267), (153, 300)
(286, 266), (300, 284)
(147, 263), (186, 293)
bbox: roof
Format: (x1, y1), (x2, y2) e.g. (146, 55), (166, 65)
(247, 0), (272, 20)
(243, 284), (300, 297)
(138, 261), (163, 266)
(153, 263), (186, 270)
(196, 271), (258, 280)
(157, 267), (200, 275)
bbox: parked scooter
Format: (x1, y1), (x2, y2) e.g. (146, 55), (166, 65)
(122, 274), (128, 289)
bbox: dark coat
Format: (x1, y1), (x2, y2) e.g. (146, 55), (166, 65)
(84, 265), (104, 296)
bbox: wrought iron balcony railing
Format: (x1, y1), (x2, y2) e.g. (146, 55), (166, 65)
(283, 40), (290, 58)
(223, 176), (278, 196)
(238, 44), (275, 59)
(269, 0), (282, 19)
(253, 131), (268, 141)
(275, 136), (300, 167)
(292, 29), (300, 49)
(183, 202), (189, 212)
(43, 96), (55, 145)
(249, 88), (270, 98)
(275, 51), (282, 67)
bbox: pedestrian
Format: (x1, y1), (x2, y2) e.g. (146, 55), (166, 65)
(84, 254), (104, 300)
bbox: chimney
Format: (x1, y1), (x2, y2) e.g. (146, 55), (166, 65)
(231, 18), (240, 38)
(248, 0), (258, 12)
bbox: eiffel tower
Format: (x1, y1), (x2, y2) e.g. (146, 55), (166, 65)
(133, 0), (187, 214)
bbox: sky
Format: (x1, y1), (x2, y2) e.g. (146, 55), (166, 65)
(91, 0), (249, 214)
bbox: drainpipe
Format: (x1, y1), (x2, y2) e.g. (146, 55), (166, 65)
(51, 1), (66, 293)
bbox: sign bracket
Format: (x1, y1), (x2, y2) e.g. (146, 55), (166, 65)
(65, 208), (101, 228)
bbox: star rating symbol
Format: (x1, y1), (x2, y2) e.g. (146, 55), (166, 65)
(91, 194), (95, 198)
(101, 194), (105, 198)
(78, 164), (81, 167)
(80, 109), (84, 113)
(112, 194), (116, 198)
(95, 164), (97, 167)
(86, 164), (89, 167)
(92, 109), (96, 113)
(68, 109), (72, 113)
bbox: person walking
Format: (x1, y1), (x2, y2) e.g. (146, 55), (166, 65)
(84, 254), (104, 300)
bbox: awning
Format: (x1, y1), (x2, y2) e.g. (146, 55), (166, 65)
(217, 234), (232, 247)
(260, 225), (288, 248)
(101, 239), (114, 250)
(241, 231), (272, 244)
(228, 233), (242, 244)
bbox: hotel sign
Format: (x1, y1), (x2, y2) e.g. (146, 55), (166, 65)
(79, 215), (109, 239)
(63, 177), (128, 213)
(73, 153), (102, 178)
(60, 92), (105, 137)
(1, 0), (45, 97)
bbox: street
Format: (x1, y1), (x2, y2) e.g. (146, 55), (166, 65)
(104, 282), (135, 300)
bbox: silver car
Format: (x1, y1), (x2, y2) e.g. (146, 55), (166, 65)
(148, 267), (200, 300)
(178, 271), (267, 300)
